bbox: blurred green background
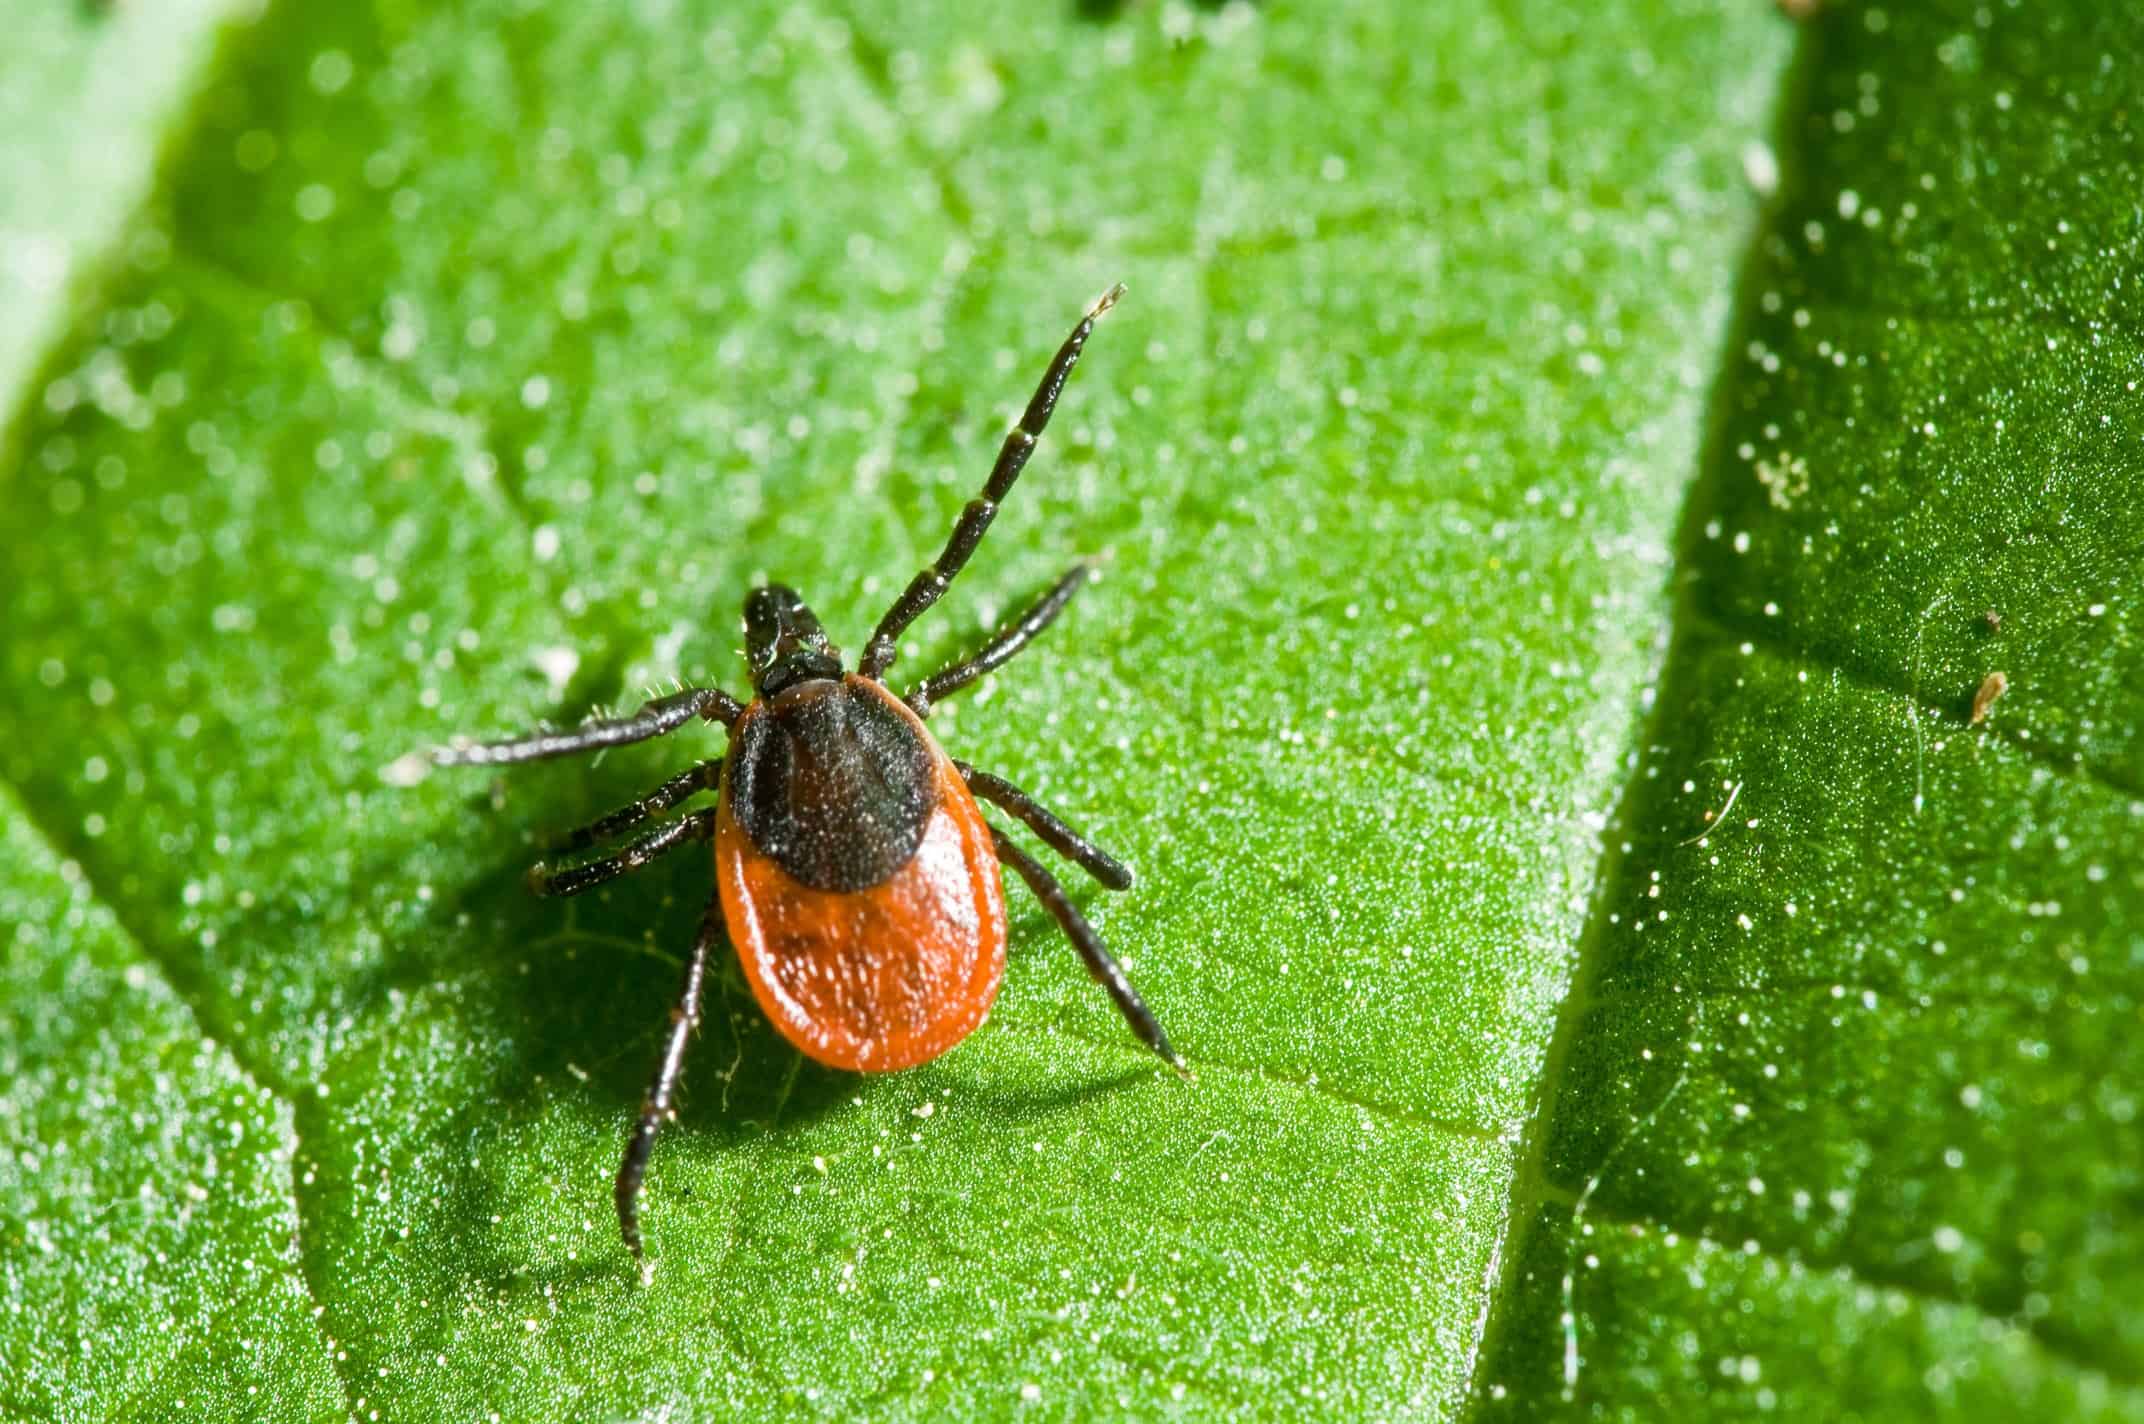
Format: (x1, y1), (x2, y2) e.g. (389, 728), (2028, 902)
(1, 1), (2138, 1420)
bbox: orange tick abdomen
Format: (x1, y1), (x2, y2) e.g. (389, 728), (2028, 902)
(715, 676), (1007, 1072)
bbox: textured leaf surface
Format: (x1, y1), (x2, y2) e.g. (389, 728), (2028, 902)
(1471, 3), (2144, 1418)
(0, 0), (241, 412)
(0, 1), (1789, 1418)
(0, 7), (349, 1422)
(0, 785), (347, 1422)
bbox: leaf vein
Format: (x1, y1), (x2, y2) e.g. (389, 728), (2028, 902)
(1690, 598), (2144, 803)
(1538, 1185), (2144, 1391)
(167, 251), (528, 526)
(989, 1015), (1513, 1143)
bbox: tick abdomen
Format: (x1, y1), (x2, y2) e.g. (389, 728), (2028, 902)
(717, 678), (1007, 1072)
(718, 782), (1005, 1072)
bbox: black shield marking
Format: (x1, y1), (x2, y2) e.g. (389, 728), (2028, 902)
(728, 680), (938, 892)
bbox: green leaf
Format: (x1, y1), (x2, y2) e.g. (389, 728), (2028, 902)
(0, 1), (1800, 1416)
(0, 781), (348, 1422)
(0, 0), (240, 408)
(1472, 2), (2144, 1418)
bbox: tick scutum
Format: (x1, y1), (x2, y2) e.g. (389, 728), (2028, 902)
(725, 676), (937, 892)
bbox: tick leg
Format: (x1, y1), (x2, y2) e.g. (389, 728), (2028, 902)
(527, 809), (716, 898)
(432, 686), (742, 768)
(548, 759), (724, 854)
(906, 563), (1093, 718)
(859, 285), (1124, 680)
(615, 890), (720, 1277)
(960, 762), (1132, 890)
(988, 823), (1187, 1076)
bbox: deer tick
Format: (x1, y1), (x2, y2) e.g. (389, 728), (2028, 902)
(427, 285), (1184, 1272)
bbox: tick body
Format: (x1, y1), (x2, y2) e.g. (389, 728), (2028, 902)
(427, 284), (1184, 1274)
(719, 672), (1006, 1072)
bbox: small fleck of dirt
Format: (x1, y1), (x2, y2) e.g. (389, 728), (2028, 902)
(1970, 671), (2008, 725)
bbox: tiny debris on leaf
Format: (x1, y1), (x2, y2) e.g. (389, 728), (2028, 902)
(379, 750), (433, 787)
(1970, 671), (2008, 725)
(1981, 608), (2003, 634)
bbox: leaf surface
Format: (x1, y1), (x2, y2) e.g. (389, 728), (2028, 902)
(1471, 3), (2144, 1417)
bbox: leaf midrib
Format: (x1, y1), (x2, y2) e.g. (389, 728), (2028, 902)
(1463, 569), (2144, 1408)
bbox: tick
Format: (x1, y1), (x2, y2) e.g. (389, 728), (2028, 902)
(427, 284), (1184, 1272)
